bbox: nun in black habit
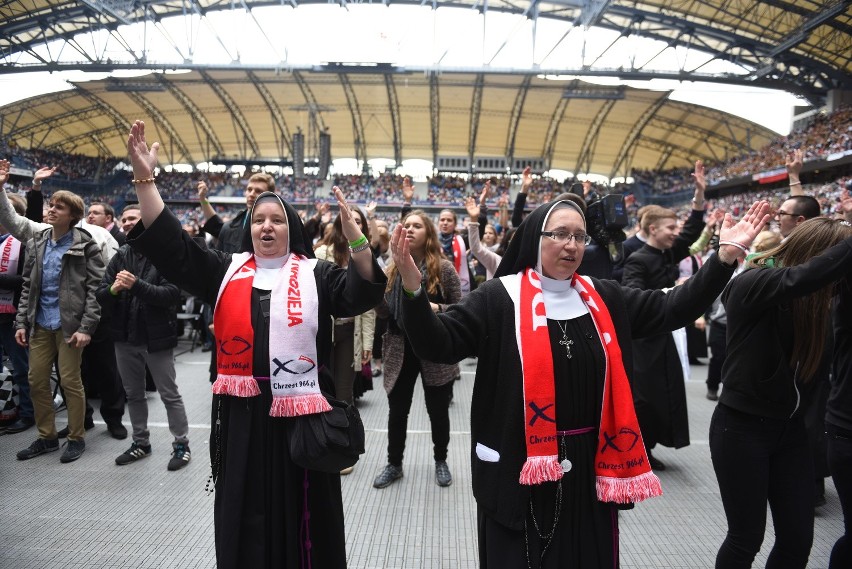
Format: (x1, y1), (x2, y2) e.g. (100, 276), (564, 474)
(389, 198), (770, 568)
(126, 120), (387, 568)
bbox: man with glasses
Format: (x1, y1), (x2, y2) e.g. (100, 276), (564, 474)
(775, 196), (820, 239)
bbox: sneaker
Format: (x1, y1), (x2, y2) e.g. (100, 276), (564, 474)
(167, 443), (191, 471)
(106, 422), (128, 440)
(340, 466), (354, 475)
(17, 438), (59, 460)
(706, 388), (719, 401)
(4, 418), (35, 434)
(57, 419), (95, 439)
(60, 439), (86, 463)
(115, 442), (152, 465)
(373, 464), (403, 489)
(435, 460), (453, 487)
(648, 451), (666, 471)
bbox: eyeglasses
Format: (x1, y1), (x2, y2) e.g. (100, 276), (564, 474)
(540, 230), (592, 245)
(775, 210), (799, 218)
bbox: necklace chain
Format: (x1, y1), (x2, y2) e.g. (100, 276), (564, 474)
(555, 320), (574, 359)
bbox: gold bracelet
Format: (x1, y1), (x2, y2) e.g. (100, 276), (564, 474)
(131, 176), (156, 184)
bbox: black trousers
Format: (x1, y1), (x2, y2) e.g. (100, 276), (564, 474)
(707, 322), (727, 391)
(79, 323), (125, 424)
(709, 404), (814, 569)
(386, 342), (452, 467)
(828, 422), (852, 569)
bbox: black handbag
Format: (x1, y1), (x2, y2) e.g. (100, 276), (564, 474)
(288, 393), (365, 473)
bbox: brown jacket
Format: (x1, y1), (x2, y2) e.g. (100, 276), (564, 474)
(383, 258), (461, 392)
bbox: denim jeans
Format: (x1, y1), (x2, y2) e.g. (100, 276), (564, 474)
(827, 422), (852, 569)
(709, 403), (814, 568)
(0, 320), (32, 420)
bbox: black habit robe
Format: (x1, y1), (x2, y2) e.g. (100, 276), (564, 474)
(129, 204), (386, 569)
(620, 209), (704, 449)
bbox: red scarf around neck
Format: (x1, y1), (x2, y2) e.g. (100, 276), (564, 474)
(510, 268), (662, 503)
(212, 253), (330, 417)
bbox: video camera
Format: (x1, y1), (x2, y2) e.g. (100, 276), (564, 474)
(585, 194), (628, 247)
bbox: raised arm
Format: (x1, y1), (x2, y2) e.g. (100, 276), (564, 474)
(390, 222), (483, 363)
(0, 159), (50, 242)
(512, 166), (532, 228)
(196, 180), (218, 223)
(400, 175), (414, 222)
(334, 186), (376, 283)
(465, 196), (500, 278)
(127, 120), (165, 226)
(627, 201), (771, 337)
(690, 159), (707, 211)
(786, 148), (804, 197)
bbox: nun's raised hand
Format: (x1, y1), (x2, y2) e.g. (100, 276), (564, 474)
(333, 186), (363, 242)
(717, 200), (772, 264)
(390, 223), (423, 292)
(127, 120), (159, 180)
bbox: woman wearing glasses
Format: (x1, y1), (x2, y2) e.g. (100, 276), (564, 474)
(389, 198), (770, 568)
(711, 217), (852, 569)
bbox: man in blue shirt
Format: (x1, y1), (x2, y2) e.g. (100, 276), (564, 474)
(11, 190), (105, 464)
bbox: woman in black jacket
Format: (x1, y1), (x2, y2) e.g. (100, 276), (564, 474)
(390, 197), (769, 568)
(711, 217), (852, 569)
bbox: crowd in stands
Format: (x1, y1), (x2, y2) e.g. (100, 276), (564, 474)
(633, 105), (851, 196)
(1, 137), (121, 182)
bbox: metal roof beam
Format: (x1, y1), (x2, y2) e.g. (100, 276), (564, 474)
(155, 74), (224, 160)
(504, 75), (532, 170)
(123, 91), (194, 164)
(767, 0), (849, 58)
(637, 134), (694, 167)
(647, 115), (741, 155)
(339, 73), (368, 167)
(6, 105), (101, 139)
(247, 70), (292, 159)
(385, 74), (402, 166)
(574, 98), (616, 175)
(199, 69), (259, 158)
(609, 94), (668, 179)
(468, 73), (484, 169)
(46, 124), (118, 154)
(430, 72), (439, 167)
(72, 84), (133, 156)
(541, 90), (572, 171)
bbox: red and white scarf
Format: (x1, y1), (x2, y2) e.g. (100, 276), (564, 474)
(451, 234), (471, 294)
(212, 252), (331, 417)
(501, 268), (662, 503)
(0, 235), (21, 314)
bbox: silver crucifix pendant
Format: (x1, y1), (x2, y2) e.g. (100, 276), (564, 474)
(559, 337), (574, 359)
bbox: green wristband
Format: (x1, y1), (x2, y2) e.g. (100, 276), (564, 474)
(348, 235), (368, 248)
(402, 286), (420, 298)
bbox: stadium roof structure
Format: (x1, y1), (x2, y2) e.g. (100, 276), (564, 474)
(1, 1), (849, 176)
(0, 69), (782, 177)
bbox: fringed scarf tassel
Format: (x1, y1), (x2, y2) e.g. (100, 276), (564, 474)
(212, 375), (261, 397)
(597, 471), (663, 504)
(270, 393), (332, 417)
(519, 455), (564, 485)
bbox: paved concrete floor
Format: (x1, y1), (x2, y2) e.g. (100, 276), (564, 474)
(0, 340), (843, 568)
